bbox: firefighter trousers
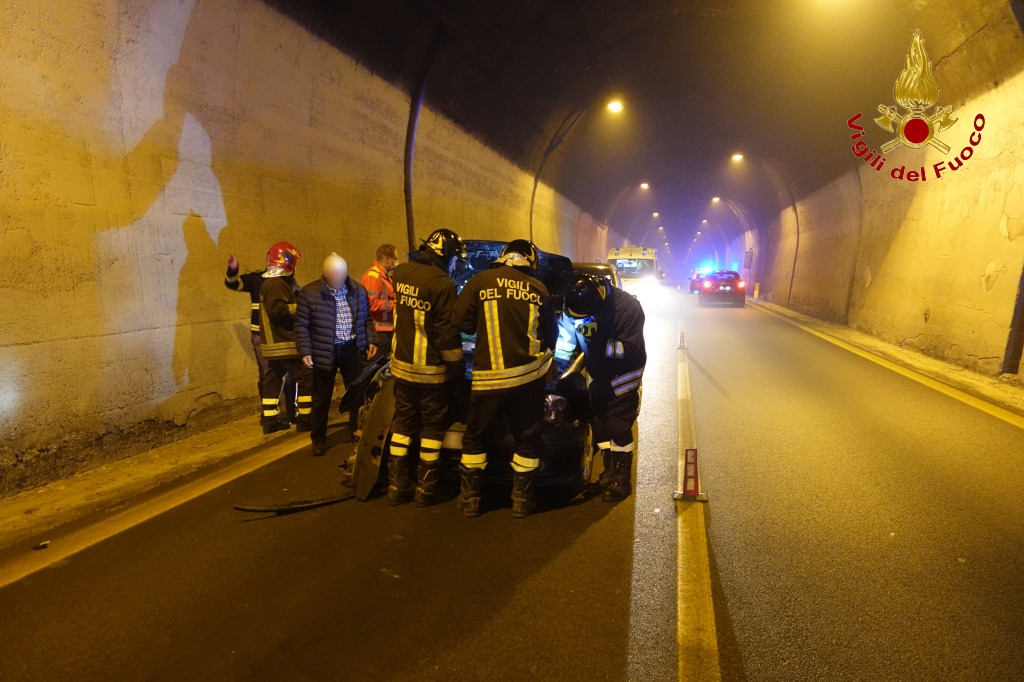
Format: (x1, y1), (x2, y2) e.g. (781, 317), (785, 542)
(461, 378), (545, 472)
(251, 332), (297, 420)
(261, 358), (312, 426)
(390, 379), (452, 464)
(589, 379), (640, 451)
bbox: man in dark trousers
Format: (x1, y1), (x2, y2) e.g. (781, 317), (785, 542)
(258, 242), (313, 434)
(556, 272), (646, 502)
(453, 240), (556, 518)
(224, 252), (296, 422)
(295, 252), (379, 457)
(387, 229), (466, 507)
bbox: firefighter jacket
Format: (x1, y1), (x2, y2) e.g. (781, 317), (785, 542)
(555, 286), (646, 396)
(454, 264), (555, 392)
(390, 251), (463, 384)
(224, 266), (264, 332)
(361, 261), (395, 332)
(259, 274), (301, 359)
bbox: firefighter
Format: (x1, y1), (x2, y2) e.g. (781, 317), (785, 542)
(387, 229), (466, 507)
(557, 273), (646, 502)
(360, 244), (398, 354)
(453, 240), (556, 518)
(224, 254), (297, 423)
(258, 242), (314, 435)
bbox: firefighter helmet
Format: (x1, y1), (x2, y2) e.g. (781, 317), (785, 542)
(266, 242), (301, 272)
(422, 228), (466, 263)
(565, 273), (611, 318)
(497, 239), (539, 272)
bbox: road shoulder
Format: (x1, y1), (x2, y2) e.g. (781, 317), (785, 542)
(751, 301), (1024, 424)
(0, 416), (305, 554)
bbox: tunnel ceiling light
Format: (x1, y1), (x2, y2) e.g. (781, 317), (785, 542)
(652, 212), (659, 218)
(607, 99), (624, 113)
(696, 231), (701, 235)
(731, 153), (744, 162)
(711, 197), (721, 203)
(658, 226), (664, 231)
(640, 182), (650, 189)
(701, 219), (708, 224)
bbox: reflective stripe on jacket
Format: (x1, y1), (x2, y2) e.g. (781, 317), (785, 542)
(361, 262), (395, 332)
(390, 252), (462, 384)
(225, 267), (265, 332)
(453, 264), (555, 392)
(555, 285), (646, 389)
(259, 275), (300, 359)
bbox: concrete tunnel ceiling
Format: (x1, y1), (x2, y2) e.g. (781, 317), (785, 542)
(263, 0), (1024, 248)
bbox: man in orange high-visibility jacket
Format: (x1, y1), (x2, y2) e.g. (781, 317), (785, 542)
(361, 244), (397, 354)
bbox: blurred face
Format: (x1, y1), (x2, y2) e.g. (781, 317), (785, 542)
(381, 255), (397, 272)
(324, 265), (347, 290)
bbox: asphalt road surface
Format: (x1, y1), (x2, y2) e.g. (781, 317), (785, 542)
(0, 293), (685, 682)
(685, 297), (1024, 681)
(3, 290), (1022, 682)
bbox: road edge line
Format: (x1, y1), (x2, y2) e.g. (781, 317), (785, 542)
(676, 341), (722, 681)
(0, 436), (308, 590)
(749, 302), (1024, 431)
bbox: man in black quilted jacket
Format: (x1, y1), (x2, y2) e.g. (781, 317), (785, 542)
(295, 253), (380, 457)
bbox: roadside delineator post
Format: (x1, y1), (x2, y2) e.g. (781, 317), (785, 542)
(673, 448), (708, 502)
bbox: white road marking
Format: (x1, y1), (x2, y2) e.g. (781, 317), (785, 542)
(0, 436), (307, 590)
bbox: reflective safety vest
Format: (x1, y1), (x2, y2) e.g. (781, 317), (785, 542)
(361, 261), (395, 332)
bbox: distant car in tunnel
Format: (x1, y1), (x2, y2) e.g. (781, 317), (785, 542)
(571, 261), (622, 289)
(698, 270), (746, 307)
(689, 272), (705, 293)
(340, 241), (595, 501)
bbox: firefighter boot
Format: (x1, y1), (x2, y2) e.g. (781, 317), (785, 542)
(511, 469), (537, 519)
(415, 459), (442, 507)
(387, 455), (414, 506)
(597, 450), (615, 490)
(601, 451), (634, 502)
(262, 418), (291, 435)
(458, 465), (483, 518)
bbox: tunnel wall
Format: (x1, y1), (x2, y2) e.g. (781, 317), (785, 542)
(0, 0), (607, 494)
(758, 69), (1024, 375)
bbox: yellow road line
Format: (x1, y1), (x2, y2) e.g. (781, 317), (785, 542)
(676, 340), (721, 681)
(751, 304), (1024, 431)
(0, 436), (307, 591)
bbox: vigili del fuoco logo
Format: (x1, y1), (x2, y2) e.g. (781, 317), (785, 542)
(846, 30), (986, 182)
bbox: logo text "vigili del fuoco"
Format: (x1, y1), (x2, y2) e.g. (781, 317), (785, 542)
(846, 30), (986, 182)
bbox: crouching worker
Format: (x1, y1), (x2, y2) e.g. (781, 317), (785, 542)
(557, 273), (646, 502)
(387, 229), (466, 506)
(259, 242), (314, 434)
(454, 240), (556, 518)
(295, 253), (379, 457)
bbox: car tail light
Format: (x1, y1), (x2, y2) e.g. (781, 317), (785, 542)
(702, 280), (713, 289)
(738, 280), (746, 288)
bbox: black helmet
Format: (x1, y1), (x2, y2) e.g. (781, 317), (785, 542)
(565, 273), (611, 318)
(422, 228), (467, 262)
(496, 239), (539, 272)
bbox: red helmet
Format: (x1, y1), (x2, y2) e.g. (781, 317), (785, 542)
(266, 242), (301, 271)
